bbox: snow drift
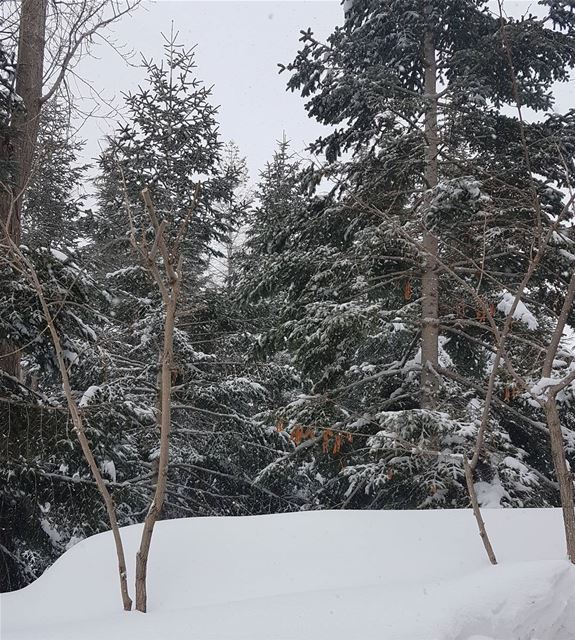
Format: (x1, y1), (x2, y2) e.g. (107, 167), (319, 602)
(1, 509), (574, 640)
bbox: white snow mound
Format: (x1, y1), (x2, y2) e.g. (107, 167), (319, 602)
(1, 509), (574, 640)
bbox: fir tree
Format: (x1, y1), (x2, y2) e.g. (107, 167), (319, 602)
(246, 1), (575, 509)
(92, 31), (232, 282)
(21, 98), (88, 250)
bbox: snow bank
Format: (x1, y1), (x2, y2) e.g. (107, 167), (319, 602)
(1, 509), (574, 640)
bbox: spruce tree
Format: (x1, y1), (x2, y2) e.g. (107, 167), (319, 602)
(90, 38), (293, 520)
(21, 98), (88, 249)
(245, 0), (575, 509)
(92, 32), (231, 280)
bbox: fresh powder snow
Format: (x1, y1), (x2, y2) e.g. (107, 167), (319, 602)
(1, 509), (574, 640)
(497, 292), (538, 331)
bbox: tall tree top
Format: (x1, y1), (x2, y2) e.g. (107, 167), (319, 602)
(282, 0), (575, 161)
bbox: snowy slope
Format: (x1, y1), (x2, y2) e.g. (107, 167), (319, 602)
(1, 509), (574, 640)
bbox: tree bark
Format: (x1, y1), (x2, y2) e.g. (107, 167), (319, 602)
(13, 0), (46, 237)
(545, 397), (575, 563)
(0, 0), (47, 376)
(420, 18), (440, 409)
(135, 284), (177, 612)
(133, 187), (185, 613)
(5, 242), (133, 610)
(463, 457), (497, 565)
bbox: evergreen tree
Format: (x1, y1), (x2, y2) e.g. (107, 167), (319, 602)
(243, 1), (575, 509)
(0, 243), (148, 591)
(2, 25), (298, 593)
(21, 98), (88, 249)
(218, 141), (252, 286)
(92, 32), (231, 281)
(89, 39), (295, 523)
(0, 44), (18, 185)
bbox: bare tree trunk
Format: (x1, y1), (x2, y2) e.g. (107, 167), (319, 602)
(463, 457), (497, 564)
(130, 187), (191, 613)
(545, 397), (575, 562)
(539, 272), (575, 562)
(135, 290), (177, 612)
(13, 0), (46, 238)
(3, 238), (133, 610)
(0, 0), (47, 377)
(420, 17), (439, 409)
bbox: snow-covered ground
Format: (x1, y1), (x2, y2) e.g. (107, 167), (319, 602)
(1, 509), (574, 640)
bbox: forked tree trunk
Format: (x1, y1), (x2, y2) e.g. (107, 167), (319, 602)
(420, 18), (440, 409)
(132, 187), (185, 613)
(0, 0), (47, 377)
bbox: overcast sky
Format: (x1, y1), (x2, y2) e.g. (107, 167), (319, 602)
(72, 0), (574, 182)
(73, 1), (344, 180)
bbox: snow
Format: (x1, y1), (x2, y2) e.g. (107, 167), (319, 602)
(100, 460), (117, 483)
(2, 509), (575, 640)
(474, 478), (508, 508)
(531, 376), (562, 401)
(68, 312), (97, 341)
(78, 385), (101, 408)
(61, 349), (79, 366)
(49, 248), (68, 263)
(497, 292), (538, 331)
(39, 519), (62, 547)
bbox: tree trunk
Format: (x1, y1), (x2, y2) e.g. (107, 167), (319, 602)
(135, 291), (177, 612)
(545, 397), (575, 563)
(13, 0), (46, 236)
(420, 18), (440, 409)
(7, 244), (133, 610)
(0, 0), (47, 376)
(463, 457), (497, 564)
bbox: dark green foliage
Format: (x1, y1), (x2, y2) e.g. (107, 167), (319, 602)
(4, 2), (575, 594)
(91, 33), (234, 280)
(0, 43), (18, 186)
(21, 99), (88, 249)
(243, 0), (575, 509)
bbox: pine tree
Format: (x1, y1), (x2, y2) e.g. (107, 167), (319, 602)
(21, 98), (88, 249)
(92, 31), (231, 281)
(89, 39), (294, 521)
(246, 1), (575, 509)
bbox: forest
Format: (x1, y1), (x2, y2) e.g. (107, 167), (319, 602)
(2, 0), (575, 628)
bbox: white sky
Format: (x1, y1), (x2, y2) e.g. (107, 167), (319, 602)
(71, 0), (574, 183)
(73, 1), (344, 180)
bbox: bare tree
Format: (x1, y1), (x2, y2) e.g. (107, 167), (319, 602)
(1, 201), (133, 610)
(492, 0), (575, 561)
(128, 185), (200, 613)
(0, 0), (140, 376)
(538, 273), (575, 561)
